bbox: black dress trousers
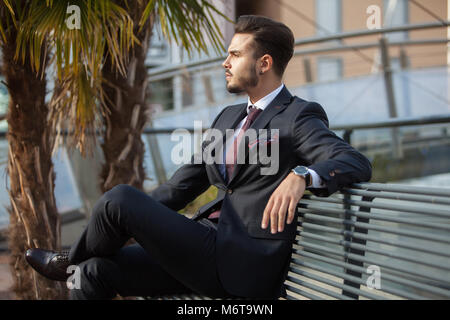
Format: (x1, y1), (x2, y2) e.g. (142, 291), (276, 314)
(67, 184), (230, 300)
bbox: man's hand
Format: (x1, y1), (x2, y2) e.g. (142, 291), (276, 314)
(262, 172), (306, 234)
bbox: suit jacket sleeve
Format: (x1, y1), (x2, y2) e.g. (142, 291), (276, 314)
(291, 101), (372, 197)
(149, 106), (229, 211)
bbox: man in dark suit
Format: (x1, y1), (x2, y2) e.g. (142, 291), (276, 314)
(25, 15), (371, 300)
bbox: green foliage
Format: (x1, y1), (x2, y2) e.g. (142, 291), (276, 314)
(1, 0), (229, 154)
(370, 149), (426, 182)
(140, 0), (227, 57)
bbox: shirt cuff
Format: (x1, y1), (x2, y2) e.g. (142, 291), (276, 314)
(308, 169), (326, 189)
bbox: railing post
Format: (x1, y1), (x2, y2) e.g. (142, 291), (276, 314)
(342, 194), (375, 299)
(146, 122), (167, 185)
(303, 57), (313, 83)
(399, 47), (410, 69)
(343, 129), (353, 144)
(66, 145), (103, 218)
(379, 37), (403, 159)
(399, 47), (412, 117)
(202, 74), (215, 104)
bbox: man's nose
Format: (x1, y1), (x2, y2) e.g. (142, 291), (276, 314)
(222, 56), (230, 69)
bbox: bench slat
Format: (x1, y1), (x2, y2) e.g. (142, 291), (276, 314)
(292, 244), (448, 285)
(298, 211), (450, 244)
(289, 259), (430, 300)
(297, 230), (450, 271)
(285, 284), (324, 300)
(299, 222), (450, 257)
(288, 267), (386, 300)
(286, 275), (352, 300)
(352, 183), (450, 197)
(302, 196), (450, 219)
(290, 248), (450, 298)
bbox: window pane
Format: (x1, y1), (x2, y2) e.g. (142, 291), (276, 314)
(182, 73), (193, 107)
(148, 78), (174, 112)
(146, 21), (170, 67)
(316, 0), (341, 35)
(317, 57), (342, 82)
(384, 0), (408, 41)
(53, 147), (83, 214)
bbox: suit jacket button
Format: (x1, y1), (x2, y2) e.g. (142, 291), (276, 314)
(227, 189), (233, 194)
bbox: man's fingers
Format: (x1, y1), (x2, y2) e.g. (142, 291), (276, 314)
(277, 198), (289, 232)
(270, 200), (281, 234)
(287, 199), (298, 224)
(262, 197), (274, 229)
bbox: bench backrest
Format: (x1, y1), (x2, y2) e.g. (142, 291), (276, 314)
(287, 182), (450, 300)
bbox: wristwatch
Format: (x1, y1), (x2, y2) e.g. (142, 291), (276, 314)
(292, 166), (312, 187)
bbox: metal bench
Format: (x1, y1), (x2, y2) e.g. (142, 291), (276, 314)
(147, 182), (450, 300)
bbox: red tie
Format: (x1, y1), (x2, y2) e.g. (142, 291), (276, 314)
(208, 106), (262, 219)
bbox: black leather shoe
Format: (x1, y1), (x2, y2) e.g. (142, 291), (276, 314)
(25, 248), (71, 281)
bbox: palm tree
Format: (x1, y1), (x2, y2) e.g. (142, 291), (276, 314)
(99, 1), (153, 192)
(5, 0), (226, 299)
(0, 0), (65, 299)
(1, 0), (135, 299)
(99, 0), (226, 192)
(21, 0), (225, 194)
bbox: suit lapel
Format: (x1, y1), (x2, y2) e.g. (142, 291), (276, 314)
(228, 87), (293, 184)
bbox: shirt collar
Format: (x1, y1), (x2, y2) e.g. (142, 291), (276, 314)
(246, 84), (284, 114)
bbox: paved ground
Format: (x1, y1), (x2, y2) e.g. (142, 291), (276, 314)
(0, 254), (14, 300)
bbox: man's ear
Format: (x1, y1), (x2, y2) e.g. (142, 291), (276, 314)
(259, 54), (273, 74)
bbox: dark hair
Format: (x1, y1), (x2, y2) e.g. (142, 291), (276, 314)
(235, 15), (294, 77)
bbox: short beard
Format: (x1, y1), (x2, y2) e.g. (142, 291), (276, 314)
(226, 63), (258, 93)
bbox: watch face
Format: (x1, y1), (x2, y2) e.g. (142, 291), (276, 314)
(294, 166), (308, 175)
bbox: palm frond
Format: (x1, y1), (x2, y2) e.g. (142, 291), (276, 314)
(0, 0), (19, 43)
(7, 0), (229, 154)
(140, 0), (230, 56)
(14, 0), (136, 154)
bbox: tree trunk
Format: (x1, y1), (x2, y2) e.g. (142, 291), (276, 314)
(2, 31), (66, 299)
(99, 3), (153, 193)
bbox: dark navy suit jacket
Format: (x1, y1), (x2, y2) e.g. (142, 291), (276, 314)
(150, 86), (372, 299)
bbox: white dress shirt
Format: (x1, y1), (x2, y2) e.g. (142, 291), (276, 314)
(221, 84), (325, 189)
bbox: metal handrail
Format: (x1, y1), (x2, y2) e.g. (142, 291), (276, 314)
(332, 113), (450, 131)
(0, 109), (448, 139)
(0, 112), (445, 138)
(294, 21), (449, 46)
(136, 113), (450, 135)
(294, 38), (449, 56)
(146, 21), (450, 81)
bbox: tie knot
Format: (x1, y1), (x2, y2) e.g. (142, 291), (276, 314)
(248, 106), (262, 122)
